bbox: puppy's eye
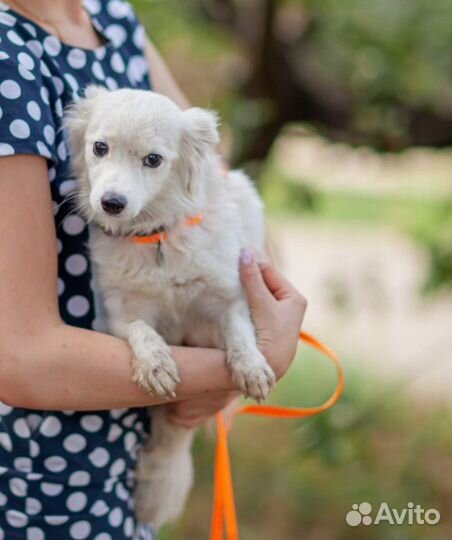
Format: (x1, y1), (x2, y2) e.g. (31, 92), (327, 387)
(143, 153), (163, 168)
(93, 141), (109, 157)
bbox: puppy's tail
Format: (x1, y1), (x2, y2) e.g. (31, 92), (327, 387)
(135, 406), (195, 530)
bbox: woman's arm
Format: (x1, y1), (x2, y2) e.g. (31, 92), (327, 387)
(0, 156), (306, 412)
(0, 155), (234, 411)
(144, 38), (190, 110)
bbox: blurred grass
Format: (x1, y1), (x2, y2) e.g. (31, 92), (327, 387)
(158, 349), (452, 540)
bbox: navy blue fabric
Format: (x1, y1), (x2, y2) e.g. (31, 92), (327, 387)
(0, 1), (155, 538)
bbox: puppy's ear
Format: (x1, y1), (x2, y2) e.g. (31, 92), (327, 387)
(178, 108), (220, 196)
(64, 85), (110, 168)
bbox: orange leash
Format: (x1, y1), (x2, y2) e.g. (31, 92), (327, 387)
(209, 331), (345, 540)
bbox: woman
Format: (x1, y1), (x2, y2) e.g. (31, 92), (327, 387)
(0, 1), (306, 539)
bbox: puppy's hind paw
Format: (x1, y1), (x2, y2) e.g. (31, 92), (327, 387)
(132, 346), (180, 398)
(229, 349), (276, 402)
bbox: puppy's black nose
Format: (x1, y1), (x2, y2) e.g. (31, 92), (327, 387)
(101, 193), (127, 215)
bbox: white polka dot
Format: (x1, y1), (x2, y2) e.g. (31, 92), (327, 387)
(0, 12), (16, 26)
(44, 515), (68, 525)
(13, 418), (30, 438)
(27, 527), (45, 540)
(94, 46), (107, 61)
(64, 72), (80, 93)
(27, 100), (41, 121)
(10, 477), (27, 497)
(57, 278), (65, 296)
(10, 119), (30, 139)
(43, 35), (61, 56)
(80, 414), (103, 432)
(0, 79), (21, 99)
(63, 215), (85, 236)
(26, 497), (42, 515)
(67, 48), (87, 69)
(30, 440), (40, 458)
(0, 433), (12, 452)
(67, 296), (90, 318)
(43, 456), (67, 473)
(69, 520), (91, 540)
(84, 0), (101, 14)
(55, 99), (63, 118)
(59, 179), (77, 197)
(105, 77), (118, 90)
(0, 143), (14, 156)
(6, 509), (28, 527)
(6, 29), (24, 46)
(43, 125), (55, 145)
(26, 40), (43, 58)
(127, 55), (148, 84)
(68, 471), (91, 487)
(92, 60), (105, 80)
(0, 491), (7, 506)
(40, 61), (51, 77)
(110, 408), (127, 420)
(108, 507), (123, 527)
(133, 26), (145, 49)
(22, 22), (37, 38)
(63, 433), (87, 453)
(107, 423), (123, 442)
(14, 457), (32, 472)
(40, 482), (63, 496)
(122, 413), (137, 428)
(40, 86), (49, 105)
(18, 65), (35, 81)
(103, 477), (116, 493)
(104, 24), (127, 46)
(0, 402), (12, 415)
(57, 140), (67, 161)
(107, 0), (130, 18)
(110, 52), (125, 73)
(66, 491), (88, 512)
(17, 51), (34, 70)
(124, 516), (134, 537)
(90, 500), (109, 517)
(115, 482), (129, 501)
(37, 141), (52, 159)
(0, 51), (9, 60)
(109, 458), (126, 478)
(94, 534), (112, 540)
(52, 75), (64, 96)
(26, 472), (43, 481)
(65, 254), (88, 277)
(39, 415), (62, 437)
(88, 447), (110, 468)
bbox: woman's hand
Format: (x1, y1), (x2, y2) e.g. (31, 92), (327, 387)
(166, 392), (240, 429)
(239, 249), (307, 380)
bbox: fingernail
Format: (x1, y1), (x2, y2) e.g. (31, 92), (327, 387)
(240, 248), (254, 265)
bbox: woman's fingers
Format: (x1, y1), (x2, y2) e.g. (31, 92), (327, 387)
(258, 262), (299, 301)
(239, 249), (273, 309)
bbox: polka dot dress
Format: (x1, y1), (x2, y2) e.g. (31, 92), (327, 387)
(0, 1), (154, 539)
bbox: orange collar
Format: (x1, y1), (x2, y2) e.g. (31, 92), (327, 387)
(131, 213), (204, 245)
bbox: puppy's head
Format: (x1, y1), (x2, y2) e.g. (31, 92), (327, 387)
(65, 86), (219, 231)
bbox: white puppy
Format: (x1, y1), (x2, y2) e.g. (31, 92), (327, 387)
(65, 87), (275, 529)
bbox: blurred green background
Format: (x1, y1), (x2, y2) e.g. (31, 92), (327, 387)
(132, 1), (451, 539)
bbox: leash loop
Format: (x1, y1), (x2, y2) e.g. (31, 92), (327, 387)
(209, 331), (345, 540)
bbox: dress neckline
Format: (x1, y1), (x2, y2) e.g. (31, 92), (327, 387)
(1, 1), (112, 54)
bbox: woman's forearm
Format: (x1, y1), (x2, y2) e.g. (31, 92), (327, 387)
(0, 323), (234, 411)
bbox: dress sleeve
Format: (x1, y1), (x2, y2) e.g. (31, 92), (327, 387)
(0, 52), (58, 164)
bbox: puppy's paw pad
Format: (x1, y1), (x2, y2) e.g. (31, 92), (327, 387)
(228, 349), (276, 402)
(132, 347), (180, 398)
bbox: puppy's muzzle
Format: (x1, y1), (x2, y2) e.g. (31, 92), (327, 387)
(101, 192), (127, 215)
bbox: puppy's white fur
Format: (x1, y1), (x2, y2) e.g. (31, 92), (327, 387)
(65, 87), (275, 529)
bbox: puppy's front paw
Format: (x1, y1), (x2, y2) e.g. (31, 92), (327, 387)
(228, 348), (276, 402)
(131, 343), (180, 398)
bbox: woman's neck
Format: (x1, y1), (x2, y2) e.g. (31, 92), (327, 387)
(11, 0), (85, 24)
